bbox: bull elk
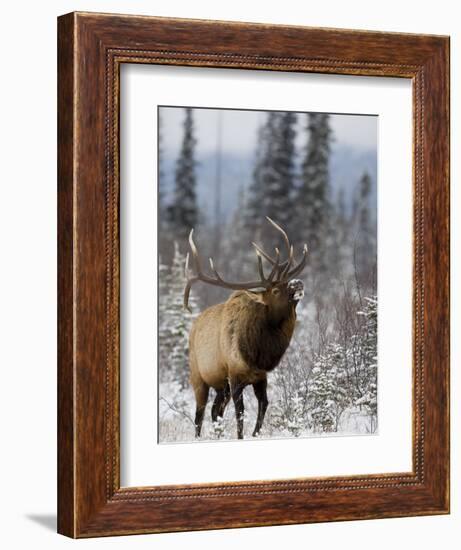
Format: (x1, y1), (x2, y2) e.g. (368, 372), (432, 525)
(183, 217), (308, 439)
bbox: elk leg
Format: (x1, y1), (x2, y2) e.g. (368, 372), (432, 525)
(252, 379), (268, 437)
(211, 382), (231, 422)
(193, 380), (209, 438)
(231, 383), (245, 439)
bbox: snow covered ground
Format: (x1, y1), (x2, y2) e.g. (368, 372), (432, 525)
(159, 380), (376, 444)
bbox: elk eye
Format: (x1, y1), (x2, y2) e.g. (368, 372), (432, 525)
(272, 288), (280, 296)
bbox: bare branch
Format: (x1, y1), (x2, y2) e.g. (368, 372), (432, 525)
(160, 396), (195, 427)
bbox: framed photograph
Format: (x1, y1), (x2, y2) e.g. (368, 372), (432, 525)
(58, 12), (450, 537)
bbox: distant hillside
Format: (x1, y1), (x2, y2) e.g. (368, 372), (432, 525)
(160, 145), (377, 225)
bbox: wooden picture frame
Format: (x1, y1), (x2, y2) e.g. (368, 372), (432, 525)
(57, 12), (450, 538)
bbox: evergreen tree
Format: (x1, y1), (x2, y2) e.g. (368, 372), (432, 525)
(158, 111), (175, 260)
(223, 187), (255, 278)
(308, 342), (351, 432)
(269, 111), (297, 231)
(355, 171), (372, 234)
(167, 108), (199, 244)
(158, 110), (166, 216)
(270, 390), (306, 437)
(353, 171), (376, 287)
(336, 187), (348, 241)
(332, 186), (353, 278)
(158, 243), (197, 388)
(296, 113), (332, 264)
(354, 296), (378, 430)
(245, 112), (278, 236)
(352, 172), (373, 233)
(306, 294), (378, 433)
(245, 111), (297, 251)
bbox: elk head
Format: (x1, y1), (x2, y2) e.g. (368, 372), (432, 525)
(183, 216), (308, 314)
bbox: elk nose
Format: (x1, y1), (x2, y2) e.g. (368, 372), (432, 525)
(288, 279), (305, 301)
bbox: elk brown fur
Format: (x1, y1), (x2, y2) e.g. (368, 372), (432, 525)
(184, 218), (307, 439)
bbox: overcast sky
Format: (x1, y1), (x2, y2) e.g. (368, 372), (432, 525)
(159, 106), (377, 157)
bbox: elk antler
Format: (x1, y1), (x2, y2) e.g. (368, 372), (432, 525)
(183, 218), (308, 311)
(184, 230), (275, 311)
(253, 217), (308, 282)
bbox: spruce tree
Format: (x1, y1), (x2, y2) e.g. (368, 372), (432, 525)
(245, 111), (297, 251)
(168, 108), (199, 244)
(353, 171), (375, 287)
(357, 171), (372, 234)
(158, 243), (196, 388)
(331, 186), (350, 278)
(336, 187), (347, 239)
(297, 113), (332, 264)
(245, 112), (278, 237)
(308, 342), (350, 432)
(269, 111), (297, 232)
(224, 187), (253, 277)
(355, 296), (378, 431)
(158, 110), (166, 217)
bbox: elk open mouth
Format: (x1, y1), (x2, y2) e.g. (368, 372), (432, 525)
(288, 279), (304, 302)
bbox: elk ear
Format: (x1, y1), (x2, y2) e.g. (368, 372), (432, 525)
(243, 290), (266, 306)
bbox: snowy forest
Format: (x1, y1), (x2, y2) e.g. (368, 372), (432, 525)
(158, 106), (378, 443)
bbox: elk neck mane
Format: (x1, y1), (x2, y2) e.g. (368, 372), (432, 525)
(226, 290), (296, 373)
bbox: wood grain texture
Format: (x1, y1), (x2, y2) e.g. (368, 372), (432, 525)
(57, 12), (75, 538)
(57, 12), (450, 538)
